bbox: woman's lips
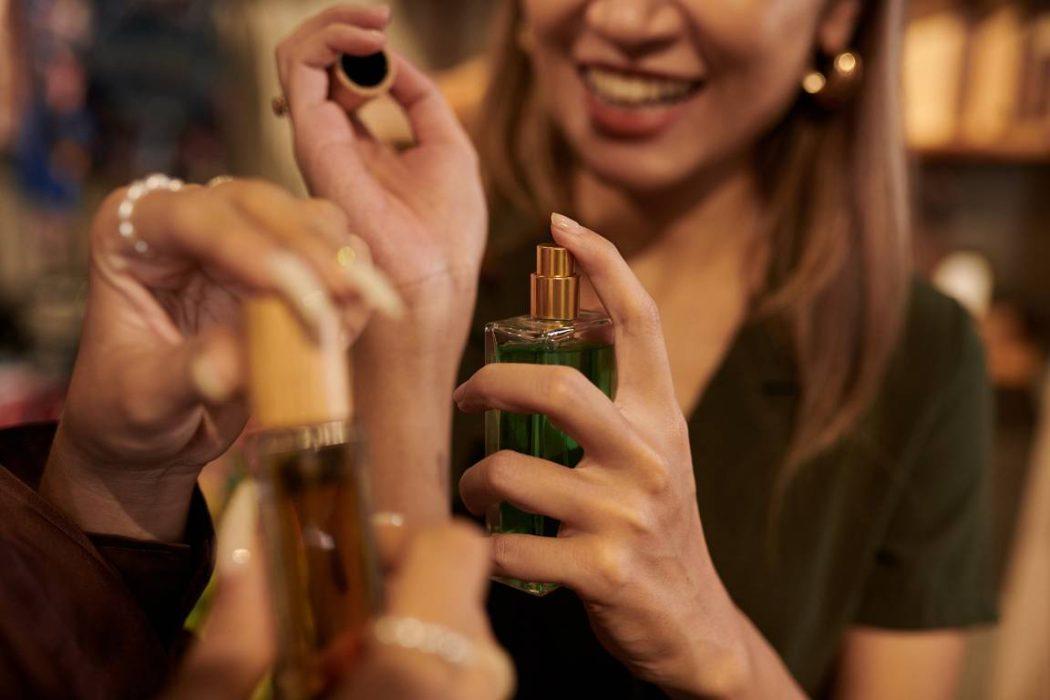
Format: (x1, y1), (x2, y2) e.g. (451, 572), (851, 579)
(580, 65), (702, 139)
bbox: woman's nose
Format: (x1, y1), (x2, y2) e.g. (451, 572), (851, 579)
(584, 0), (684, 52)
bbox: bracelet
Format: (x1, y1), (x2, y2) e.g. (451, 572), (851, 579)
(118, 173), (184, 255)
(371, 616), (516, 699)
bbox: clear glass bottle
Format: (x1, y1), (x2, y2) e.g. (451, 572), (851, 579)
(484, 244), (616, 596)
(244, 298), (382, 699)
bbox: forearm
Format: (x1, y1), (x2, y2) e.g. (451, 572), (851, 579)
(39, 423), (200, 542)
(353, 306), (470, 526)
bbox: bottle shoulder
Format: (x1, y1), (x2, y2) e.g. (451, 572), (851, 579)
(485, 312), (612, 345)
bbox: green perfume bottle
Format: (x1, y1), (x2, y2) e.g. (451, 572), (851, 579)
(484, 244), (615, 596)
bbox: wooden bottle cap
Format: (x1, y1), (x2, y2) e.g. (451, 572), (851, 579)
(245, 296), (350, 430)
(329, 49), (397, 114)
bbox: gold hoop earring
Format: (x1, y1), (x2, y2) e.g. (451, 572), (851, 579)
(802, 50), (862, 108)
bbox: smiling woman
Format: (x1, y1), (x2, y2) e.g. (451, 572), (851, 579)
(440, 0), (991, 698)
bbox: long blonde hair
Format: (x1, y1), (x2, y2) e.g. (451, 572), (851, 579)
(477, 0), (911, 478)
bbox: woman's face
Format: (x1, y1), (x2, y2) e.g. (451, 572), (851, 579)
(521, 0), (831, 192)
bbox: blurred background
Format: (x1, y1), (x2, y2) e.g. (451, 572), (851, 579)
(0, 1), (1047, 698)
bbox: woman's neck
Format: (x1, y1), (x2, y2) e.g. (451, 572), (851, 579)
(571, 159), (765, 279)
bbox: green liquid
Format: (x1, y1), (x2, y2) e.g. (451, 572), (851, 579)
(488, 339), (615, 595)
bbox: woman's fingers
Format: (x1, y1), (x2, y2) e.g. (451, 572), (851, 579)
(280, 3), (390, 59)
(489, 533), (623, 597)
(388, 52), (471, 149)
(549, 213), (677, 412)
(275, 4), (390, 85)
(131, 184), (398, 333)
(283, 24), (386, 109)
(112, 325), (244, 439)
(162, 481), (273, 699)
(188, 326), (243, 405)
(459, 451), (605, 525)
(453, 363), (642, 465)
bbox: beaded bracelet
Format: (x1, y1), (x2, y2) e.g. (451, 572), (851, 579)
(371, 615), (516, 698)
(117, 173), (184, 255)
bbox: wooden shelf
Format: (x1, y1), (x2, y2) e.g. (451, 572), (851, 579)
(910, 142), (1050, 165)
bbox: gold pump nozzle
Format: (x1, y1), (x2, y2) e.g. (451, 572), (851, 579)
(530, 244), (579, 321)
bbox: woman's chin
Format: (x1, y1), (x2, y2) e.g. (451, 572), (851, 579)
(577, 146), (701, 194)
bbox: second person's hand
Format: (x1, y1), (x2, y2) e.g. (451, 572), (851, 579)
(43, 178), (397, 542)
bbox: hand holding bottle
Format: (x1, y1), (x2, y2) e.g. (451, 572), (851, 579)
(43, 178), (397, 542)
(456, 215), (775, 698)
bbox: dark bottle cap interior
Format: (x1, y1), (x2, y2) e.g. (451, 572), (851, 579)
(339, 52), (389, 88)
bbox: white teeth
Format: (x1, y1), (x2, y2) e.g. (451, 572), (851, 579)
(584, 67), (698, 106)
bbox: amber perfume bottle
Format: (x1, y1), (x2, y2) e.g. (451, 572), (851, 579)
(244, 298), (382, 699)
(484, 244), (616, 596)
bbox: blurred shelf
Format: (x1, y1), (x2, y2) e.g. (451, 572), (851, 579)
(911, 142), (1050, 165)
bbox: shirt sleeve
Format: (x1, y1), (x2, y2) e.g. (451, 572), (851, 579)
(0, 422), (214, 648)
(853, 315), (998, 629)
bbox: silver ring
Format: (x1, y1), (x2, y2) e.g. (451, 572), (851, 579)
(118, 173), (185, 255)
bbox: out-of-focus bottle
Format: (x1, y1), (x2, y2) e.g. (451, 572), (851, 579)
(244, 297), (381, 699)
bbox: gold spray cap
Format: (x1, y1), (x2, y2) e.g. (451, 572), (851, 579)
(530, 244), (579, 321)
(245, 296), (350, 430)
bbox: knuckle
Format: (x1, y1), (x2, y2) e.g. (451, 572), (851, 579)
(638, 449), (672, 496)
(591, 542), (631, 591)
(491, 534), (516, 571)
(608, 496), (655, 536)
(483, 450), (518, 489)
(543, 366), (586, 406)
(622, 293), (661, 333)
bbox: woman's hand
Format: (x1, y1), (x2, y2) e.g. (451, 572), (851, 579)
(275, 4), (488, 525)
(455, 215), (772, 698)
(43, 178), (396, 541)
(275, 3), (486, 325)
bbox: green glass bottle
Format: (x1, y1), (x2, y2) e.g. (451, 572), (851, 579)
(484, 244), (615, 596)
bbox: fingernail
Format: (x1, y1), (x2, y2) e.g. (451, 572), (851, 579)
(366, 29), (386, 43)
(267, 252), (339, 335)
(190, 351), (233, 404)
(216, 479), (259, 578)
(372, 511), (405, 528)
(343, 261), (405, 320)
(551, 212), (581, 236)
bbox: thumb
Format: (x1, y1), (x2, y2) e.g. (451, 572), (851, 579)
(162, 480), (275, 699)
(186, 326), (244, 406)
(116, 325), (244, 433)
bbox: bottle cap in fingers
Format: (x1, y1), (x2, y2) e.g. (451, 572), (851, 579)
(329, 49), (397, 114)
(245, 296), (350, 429)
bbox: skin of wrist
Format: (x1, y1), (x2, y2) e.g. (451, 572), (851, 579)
(40, 424), (201, 542)
(661, 553), (753, 699)
(360, 273), (477, 355)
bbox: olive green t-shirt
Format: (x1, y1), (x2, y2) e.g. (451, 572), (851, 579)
(452, 232), (997, 698)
